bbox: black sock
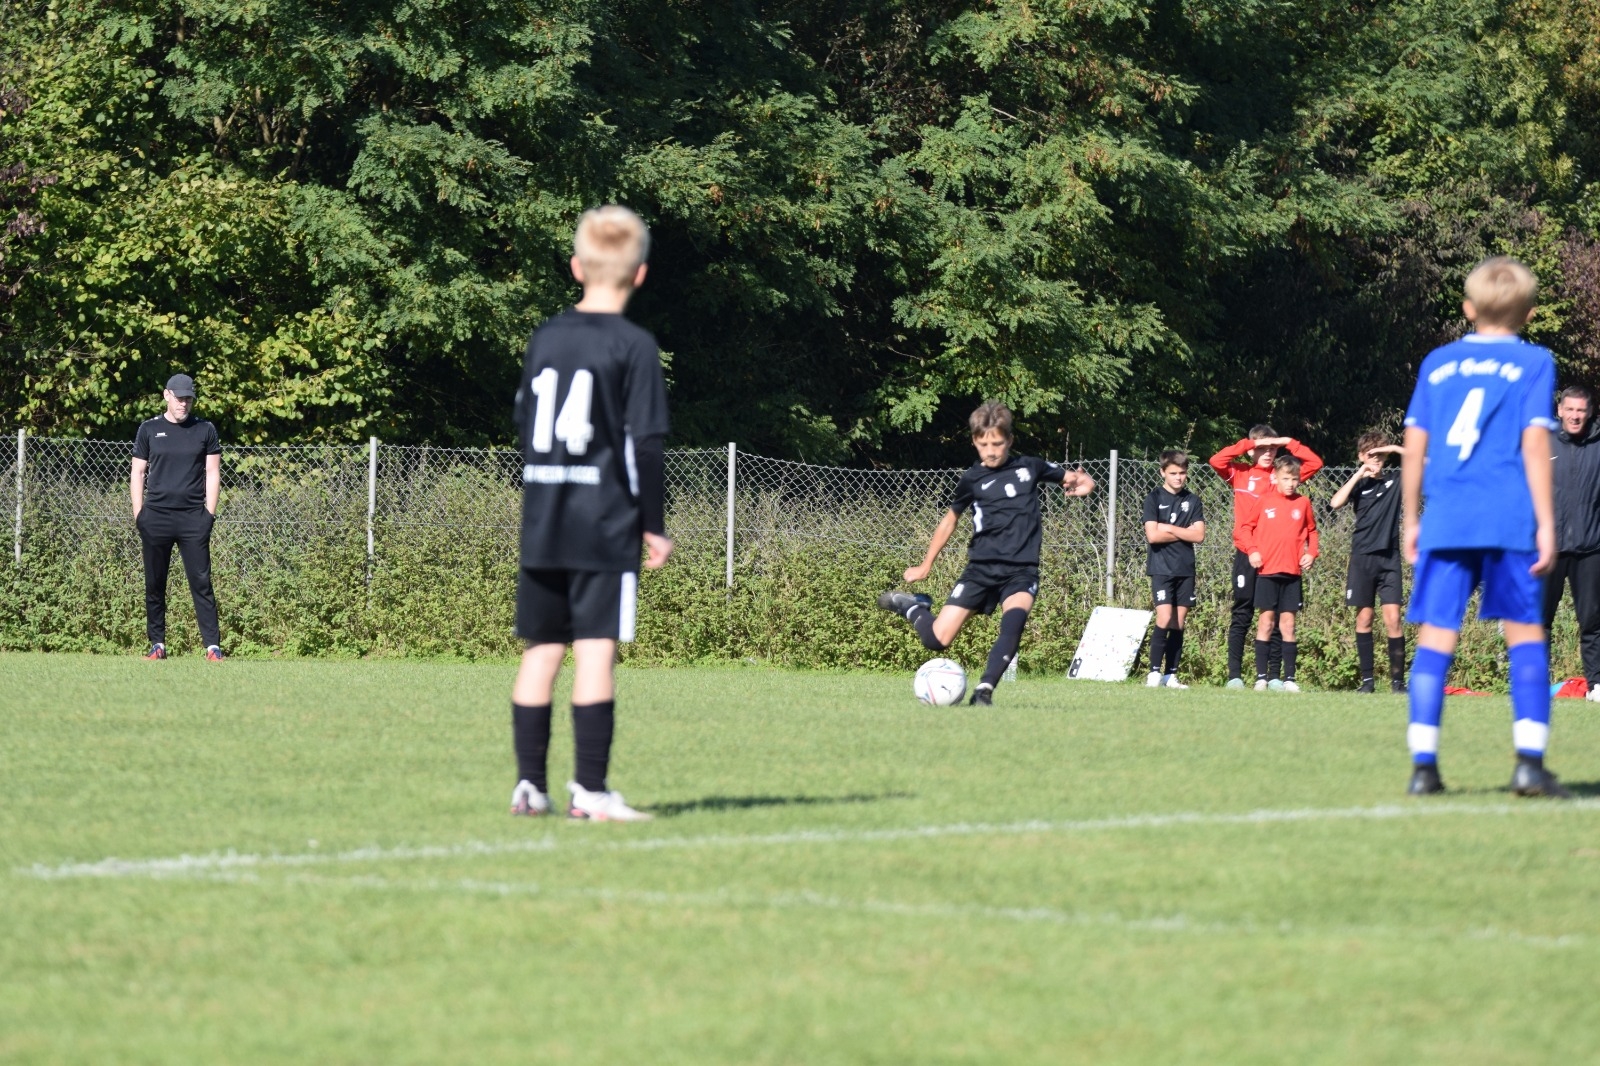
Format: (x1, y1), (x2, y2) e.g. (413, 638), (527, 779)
(1254, 639), (1270, 680)
(512, 703), (552, 792)
(1268, 627), (1283, 680)
(1227, 619), (1247, 679)
(571, 700), (615, 793)
(1283, 640), (1298, 681)
(1164, 629), (1185, 675)
(1356, 632), (1375, 681)
(1148, 626), (1169, 674)
(1387, 636), (1407, 682)
(908, 605), (948, 652)
(981, 608), (1029, 688)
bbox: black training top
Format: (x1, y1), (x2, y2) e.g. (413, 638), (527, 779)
(133, 415), (221, 512)
(516, 309), (671, 572)
(1551, 418), (1600, 554)
(1142, 486), (1205, 577)
(948, 454), (1067, 566)
(1349, 471), (1402, 555)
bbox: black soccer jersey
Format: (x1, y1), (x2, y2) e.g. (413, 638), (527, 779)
(133, 415), (221, 512)
(1142, 487), (1204, 577)
(1349, 472), (1402, 555)
(948, 455), (1067, 566)
(517, 309), (670, 572)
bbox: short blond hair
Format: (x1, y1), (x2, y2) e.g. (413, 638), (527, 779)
(574, 205), (650, 288)
(1464, 256), (1537, 329)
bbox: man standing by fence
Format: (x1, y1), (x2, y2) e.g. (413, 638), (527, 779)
(130, 374), (224, 660)
(1543, 384), (1600, 698)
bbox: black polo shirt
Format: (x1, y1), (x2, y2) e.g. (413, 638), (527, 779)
(134, 415), (221, 511)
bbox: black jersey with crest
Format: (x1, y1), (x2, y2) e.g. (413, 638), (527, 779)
(948, 454), (1068, 566)
(1349, 471), (1402, 555)
(516, 309), (670, 572)
(1142, 487), (1205, 577)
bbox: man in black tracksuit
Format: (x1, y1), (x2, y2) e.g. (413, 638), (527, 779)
(1543, 384), (1600, 695)
(130, 373), (225, 660)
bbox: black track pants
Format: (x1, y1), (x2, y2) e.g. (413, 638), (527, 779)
(138, 507), (221, 648)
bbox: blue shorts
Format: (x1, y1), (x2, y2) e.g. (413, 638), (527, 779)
(1406, 549), (1542, 629)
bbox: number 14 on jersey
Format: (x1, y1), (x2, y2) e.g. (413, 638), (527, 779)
(528, 369), (595, 455)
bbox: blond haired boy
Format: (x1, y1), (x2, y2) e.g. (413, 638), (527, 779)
(878, 402), (1094, 704)
(508, 205), (671, 821)
(1401, 256), (1566, 797)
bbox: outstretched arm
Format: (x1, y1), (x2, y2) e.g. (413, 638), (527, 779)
(1329, 466), (1365, 510)
(905, 510), (959, 583)
(1062, 468), (1095, 497)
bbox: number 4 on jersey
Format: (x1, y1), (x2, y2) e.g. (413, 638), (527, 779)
(1445, 387), (1486, 461)
(528, 369), (595, 455)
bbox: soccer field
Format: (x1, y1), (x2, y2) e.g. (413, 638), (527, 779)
(4, 655), (1599, 1064)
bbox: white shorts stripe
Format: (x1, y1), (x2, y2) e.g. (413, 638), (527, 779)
(619, 571), (637, 643)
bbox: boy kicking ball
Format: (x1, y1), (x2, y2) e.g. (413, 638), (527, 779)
(1142, 450), (1206, 688)
(506, 205), (672, 822)
(1240, 455), (1319, 692)
(877, 402), (1094, 705)
(1401, 256), (1567, 798)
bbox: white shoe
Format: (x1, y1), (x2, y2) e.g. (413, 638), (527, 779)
(567, 782), (653, 822)
(1162, 673), (1188, 690)
(1146, 670), (1163, 688)
(1282, 680), (1301, 693)
(509, 780), (550, 816)
(1254, 679), (1268, 692)
(1586, 687), (1600, 703)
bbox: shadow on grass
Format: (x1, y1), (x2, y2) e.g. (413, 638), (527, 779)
(647, 791), (915, 818)
(1437, 778), (1600, 798)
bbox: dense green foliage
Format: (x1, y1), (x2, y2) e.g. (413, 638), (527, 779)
(2, 0), (1599, 461)
(5, 656), (1600, 1063)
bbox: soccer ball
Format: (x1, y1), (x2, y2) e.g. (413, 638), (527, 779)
(914, 658), (967, 706)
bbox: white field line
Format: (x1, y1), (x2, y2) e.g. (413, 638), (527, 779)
(18, 799), (1600, 882)
(185, 869), (1587, 951)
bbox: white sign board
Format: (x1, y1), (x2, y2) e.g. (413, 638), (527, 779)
(1067, 606), (1154, 682)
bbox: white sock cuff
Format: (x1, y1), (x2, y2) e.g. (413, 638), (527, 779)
(1407, 723), (1440, 756)
(1512, 718), (1550, 754)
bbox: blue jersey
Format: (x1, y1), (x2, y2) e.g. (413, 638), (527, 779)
(1403, 334), (1556, 552)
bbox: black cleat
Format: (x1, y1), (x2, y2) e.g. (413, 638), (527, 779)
(969, 683), (993, 706)
(1407, 765), (1444, 795)
(1357, 678), (1376, 694)
(877, 590), (922, 616)
(1391, 679), (1408, 694)
(1511, 761), (1572, 799)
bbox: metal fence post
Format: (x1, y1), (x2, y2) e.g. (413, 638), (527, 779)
(13, 429), (23, 566)
(1104, 449), (1118, 602)
(366, 436), (378, 587)
(725, 442), (737, 591)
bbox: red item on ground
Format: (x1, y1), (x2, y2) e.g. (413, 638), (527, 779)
(1443, 686), (1492, 697)
(1555, 677), (1589, 698)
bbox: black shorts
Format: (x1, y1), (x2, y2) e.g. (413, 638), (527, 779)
(1254, 573), (1303, 613)
(1231, 549), (1258, 605)
(946, 561), (1039, 615)
(516, 568), (638, 644)
(1150, 575), (1196, 610)
(1345, 551), (1403, 608)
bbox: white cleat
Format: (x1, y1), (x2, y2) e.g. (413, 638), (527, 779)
(567, 782), (653, 822)
(1254, 679), (1268, 692)
(510, 780), (551, 816)
(1162, 673), (1188, 689)
(1586, 687), (1600, 703)
(1146, 670), (1163, 688)
(1282, 680), (1301, 693)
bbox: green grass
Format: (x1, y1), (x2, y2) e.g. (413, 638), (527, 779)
(3, 653), (1600, 1064)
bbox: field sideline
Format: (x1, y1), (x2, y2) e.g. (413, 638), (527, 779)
(4, 654), (1600, 1064)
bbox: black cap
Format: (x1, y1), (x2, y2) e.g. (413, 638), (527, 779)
(165, 374), (196, 397)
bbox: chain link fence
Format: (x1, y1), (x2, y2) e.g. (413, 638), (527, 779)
(2, 431), (1388, 662)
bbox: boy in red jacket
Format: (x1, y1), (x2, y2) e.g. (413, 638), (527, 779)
(1209, 424), (1323, 687)
(1239, 454), (1320, 691)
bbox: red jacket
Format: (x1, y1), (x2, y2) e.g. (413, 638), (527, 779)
(1238, 490), (1320, 577)
(1208, 438), (1324, 552)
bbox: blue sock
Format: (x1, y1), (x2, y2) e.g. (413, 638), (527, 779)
(1508, 641), (1551, 759)
(1407, 646), (1452, 766)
